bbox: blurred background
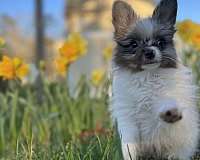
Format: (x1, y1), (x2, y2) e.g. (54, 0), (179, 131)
(0, 0), (200, 85)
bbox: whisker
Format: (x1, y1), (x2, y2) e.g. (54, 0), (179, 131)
(112, 66), (121, 72)
(162, 56), (183, 65)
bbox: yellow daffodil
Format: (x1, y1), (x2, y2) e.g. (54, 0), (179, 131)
(55, 33), (88, 76)
(0, 37), (5, 47)
(191, 34), (200, 50)
(54, 57), (68, 76)
(91, 69), (105, 87)
(13, 57), (29, 79)
(103, 44), (113, 61)
(68, 32), (87, 56)
(59, 33), (87, 62)
(59, 42), (79, 63)
(0, 56), (29, 80)
(177, 20), (200, 45)
(0, 56), (15, 79)
(13, 57), (22, 67)
(16, 63), (29, 79)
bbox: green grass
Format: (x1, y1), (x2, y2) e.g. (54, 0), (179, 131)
(0, 76), (124, 159)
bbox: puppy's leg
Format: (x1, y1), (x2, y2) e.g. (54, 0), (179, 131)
(122, 142), (138, 160)
(119, 126), (139, 160)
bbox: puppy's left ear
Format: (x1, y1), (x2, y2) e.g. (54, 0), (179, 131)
(112, 0), (137, 40)
(152, 0), (177, 26)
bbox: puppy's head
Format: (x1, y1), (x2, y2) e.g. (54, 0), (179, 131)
(112, 0), (178, 71)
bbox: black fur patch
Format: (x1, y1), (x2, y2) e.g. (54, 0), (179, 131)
(112, 0), (178, 72)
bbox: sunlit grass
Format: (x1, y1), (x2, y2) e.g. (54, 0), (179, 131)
(0, 76), (124, 159)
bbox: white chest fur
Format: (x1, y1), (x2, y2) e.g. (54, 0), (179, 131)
(111, 66), (199, 159)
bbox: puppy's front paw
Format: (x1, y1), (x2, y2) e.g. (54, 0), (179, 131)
(122, 143), (137, 160)
(157, 99), (182, 123)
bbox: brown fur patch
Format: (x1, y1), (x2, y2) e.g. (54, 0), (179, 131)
(112, 0), (137, 40)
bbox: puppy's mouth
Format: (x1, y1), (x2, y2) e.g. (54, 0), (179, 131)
(133, 60), (161, 71)
(144, 61), (160, 65)
(141, 60), (161, 70)
(142, 58), (161, 65)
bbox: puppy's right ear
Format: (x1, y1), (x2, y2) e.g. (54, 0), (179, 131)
(152, 0), (177, 26)
(112, 0), (137, 40)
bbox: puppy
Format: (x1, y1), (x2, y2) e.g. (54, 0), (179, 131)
(111, 0), (199, 160)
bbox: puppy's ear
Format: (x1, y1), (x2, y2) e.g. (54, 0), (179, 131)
(152, 0), (177, 26)
(112, 0), (137, 40)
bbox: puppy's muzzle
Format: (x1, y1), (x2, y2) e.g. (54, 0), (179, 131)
(159, 108), (182, 123)
(143, 49), (156, 60)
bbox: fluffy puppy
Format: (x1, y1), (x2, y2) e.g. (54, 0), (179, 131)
(111, 0), (199, 159)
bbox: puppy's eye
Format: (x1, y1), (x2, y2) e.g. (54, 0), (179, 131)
(117, 40), (138, 49)
(156, 39), (166, 48)
(130, 40), (138, 48)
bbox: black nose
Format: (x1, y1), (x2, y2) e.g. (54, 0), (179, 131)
(144, 50), (155, 60)
(160, 108), (182, 123)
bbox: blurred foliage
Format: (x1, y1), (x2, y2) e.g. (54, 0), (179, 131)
(91, 68), (105, 87)
(0, 35), (122, 159)
(0, 75), (123, 159)
(177, 20), (200, 85)
(103, 44), (113, 62)
(177, 20), (200, 51)
(183, 50), (200, 86)
(0, 37), (5, 47)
